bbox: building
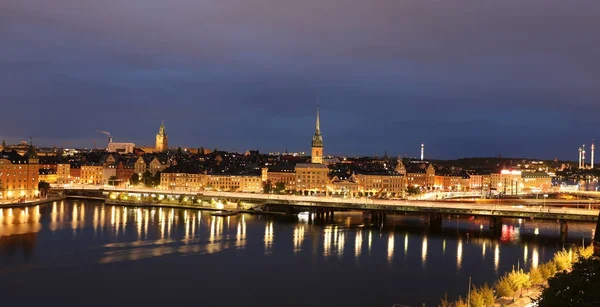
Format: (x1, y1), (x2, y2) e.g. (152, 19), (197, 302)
(295, 163), (329, 194)
(135, 157), (147, 176)
(264, 166), (297, 191)
(404, 162), (435, 190)
(311, 106), (324, 164)
(160, 173), (205, 191)
(206, 174), (262, 193)
(38, 169), (57, 184)
(70, 165), (81, 184)
(57, 163), (71, 184)
(0, 148), (40, 199)
(155, 121), (168, 152)
(521, 171), (552, 192)
(116, 160), (135, 184)
(148, 157), (169, 175)
(107, 142), (135, 154)
(81, 165), (104, 185)
(355, 171), (406, 198)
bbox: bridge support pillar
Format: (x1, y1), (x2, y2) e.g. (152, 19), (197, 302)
(560, 220), (568, 234)
(426, 213), (443, 229)
(489, 216), (502, 230)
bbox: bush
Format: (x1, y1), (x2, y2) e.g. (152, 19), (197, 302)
(454, 296), (468, 307)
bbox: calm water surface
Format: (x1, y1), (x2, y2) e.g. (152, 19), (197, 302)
(0, 200), (596, 307)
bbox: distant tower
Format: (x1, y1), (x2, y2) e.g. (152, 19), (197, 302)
(581, 144), (585, 168)
(156, 121), (168, 152)
(420, 142), (425, 161)
(311, 106), (324, 164)
(591, 141), (595, 169)
(579, 146), (583, 169)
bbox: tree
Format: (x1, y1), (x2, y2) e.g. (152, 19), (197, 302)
(274, 182), (286, 194)
(406, 185), (421, 195)
(469, 285), (486, 307)
(454, 296), (468, 307)
(439, 293), (451, 307)
(554, 250), (573, 272)
(130, 173), (140, 186)
(507, 269), (530, 298)
(528, 267), (544, 285)
(539, 261), (557, 280)
(142, 170), (155, 187)
(495, 274), (515, 299)
(577, 245), (595, 260)
(479, 283), (496, 307)
(262, 180), (272, 194)
(536, 258), (600, 307)
(38, 181), (50, 197)
(108, 175), (118, 186)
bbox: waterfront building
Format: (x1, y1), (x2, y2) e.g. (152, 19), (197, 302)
(160, 173), (205, 191)
(56, 163), (71, 184)
(405, 162), (435, 190)
(295, 163), (329, 194)
(116, 160), (135, 184)
(264, 166), (297, 191)
(80, 164), (104, 185)
(69, 165), (81, 184)
(521, 171), (552, 192)
(155, 121), (168, 152)
(330, 173), (360, 196)
(354, 171), (405, 197)
(38, 169), (57, 184)
(206, 174), (262, 193)
(0, 147), (40, 199)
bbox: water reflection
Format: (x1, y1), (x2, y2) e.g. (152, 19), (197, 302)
(1, 201), (598, 307)
(264, 221), (273, 255)
(532, 246), (539, 269)
(421, 236), (427, 266)
(494, 243), (500, 272)
(355, 230), (362, 259)
(456, 238), (463, 271)
(387, 233), (394, 264)
(293, 224), (304, 253)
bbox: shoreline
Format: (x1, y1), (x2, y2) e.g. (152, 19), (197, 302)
(0, 196), (66, 208)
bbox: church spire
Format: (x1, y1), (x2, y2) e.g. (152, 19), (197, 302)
(316, 105), (320, 132)
(311, 105), (323, 148)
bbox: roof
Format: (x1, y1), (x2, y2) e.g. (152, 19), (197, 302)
(295, 163), (329, 169)
(521, 171), (550, 178)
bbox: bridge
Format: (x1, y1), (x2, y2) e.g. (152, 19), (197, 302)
(56, 185), (599, 234)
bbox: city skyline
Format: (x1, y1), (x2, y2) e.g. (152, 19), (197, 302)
(2, 1), (600, 159)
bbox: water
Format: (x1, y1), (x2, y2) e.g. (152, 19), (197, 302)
(0, 200), (596, 307)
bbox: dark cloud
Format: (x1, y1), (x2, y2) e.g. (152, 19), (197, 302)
(1, 0), (599, 159)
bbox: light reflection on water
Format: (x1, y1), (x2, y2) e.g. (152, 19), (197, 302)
(0, 201), (597, 307)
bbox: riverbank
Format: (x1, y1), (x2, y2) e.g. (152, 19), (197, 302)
(0, 196), (66, 208)
(495, 285), (543, 307)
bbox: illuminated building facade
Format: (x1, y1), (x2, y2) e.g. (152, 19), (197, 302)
(81, 165), (104, 185)
(295, 163), (329, 194)
(0, 148), (40, 199)
(155, 121), (168, 152)
(57, 163), (71, 184)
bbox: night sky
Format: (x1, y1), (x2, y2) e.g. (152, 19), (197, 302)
(1, 1), (599, 160)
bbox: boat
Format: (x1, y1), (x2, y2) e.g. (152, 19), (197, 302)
(211, 210), (239, 217)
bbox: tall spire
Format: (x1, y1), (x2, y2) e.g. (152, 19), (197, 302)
(316, 105), (320, 131)
(311, 105), (323, 148)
